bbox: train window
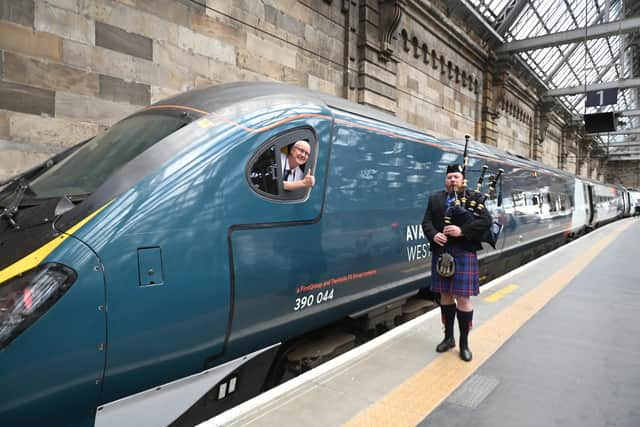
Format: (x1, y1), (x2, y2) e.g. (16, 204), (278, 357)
(547, 193), (556, 212)
(249, 144), (279, 195)
(512, 191), (524, 208)
(246, 127), (317, 201)
(28, 110), (194, 198)
(559, 193), (569, 211)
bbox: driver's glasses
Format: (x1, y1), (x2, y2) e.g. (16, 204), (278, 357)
(293, 146), (310, 157)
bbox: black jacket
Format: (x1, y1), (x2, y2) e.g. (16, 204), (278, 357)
(421, 190), (492, 253)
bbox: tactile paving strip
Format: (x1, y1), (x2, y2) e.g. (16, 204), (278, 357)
(446, 374), (499, 409)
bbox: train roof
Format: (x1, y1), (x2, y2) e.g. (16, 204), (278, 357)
(575, 175), (617, 187)
(154, 82), (610, 184)
(155, 83), (520, 164)
(442, 137), (546, 173)
(154, 81), (437, 136)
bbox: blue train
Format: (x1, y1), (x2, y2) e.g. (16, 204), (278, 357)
(0, 82), (630, 426)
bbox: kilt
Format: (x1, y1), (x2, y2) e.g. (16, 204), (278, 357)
(430, 246), (479, 296)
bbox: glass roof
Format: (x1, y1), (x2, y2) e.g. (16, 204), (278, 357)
(468, 0), (636, 131)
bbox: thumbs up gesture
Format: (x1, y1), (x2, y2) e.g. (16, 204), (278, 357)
(302, 168), (315, 188)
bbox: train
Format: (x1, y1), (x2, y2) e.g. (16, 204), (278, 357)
(0, 82), (632, 426)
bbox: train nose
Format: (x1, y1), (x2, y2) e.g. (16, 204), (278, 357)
(0, 235), (107, 426)
(0, 263), (77, 349)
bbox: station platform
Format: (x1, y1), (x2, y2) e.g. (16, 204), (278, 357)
(202, 218), (640, 427)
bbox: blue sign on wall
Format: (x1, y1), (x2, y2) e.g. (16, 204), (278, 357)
(585, 88), (618, 107)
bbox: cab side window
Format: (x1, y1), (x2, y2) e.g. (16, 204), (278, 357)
(249, 144), (279, 195)
(247, 128), (317, 201)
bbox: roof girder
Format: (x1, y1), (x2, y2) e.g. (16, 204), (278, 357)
(494, 0), (529, 35)
(497, 15), (640, 53)
(585, 127), (640, 136)
(546, 76), (640, 97)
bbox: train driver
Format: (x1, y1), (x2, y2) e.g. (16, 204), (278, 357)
(281, 140), (315, 191)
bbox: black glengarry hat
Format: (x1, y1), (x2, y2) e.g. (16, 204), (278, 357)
(446, 164), (464, 175)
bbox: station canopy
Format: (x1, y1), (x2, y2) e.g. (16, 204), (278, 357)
(465, 0), (640, 158)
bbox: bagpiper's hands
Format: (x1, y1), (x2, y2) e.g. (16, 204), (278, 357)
(434, 232), (448, 246)
(443, 225), (463, 237)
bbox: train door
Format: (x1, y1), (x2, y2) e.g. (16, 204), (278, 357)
(571, 178), (588, 234)
(624, 191), (631, 216)
(586, 184), (595, 226)
(226, 118), (333, 352)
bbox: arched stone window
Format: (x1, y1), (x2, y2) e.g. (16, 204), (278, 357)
(411, 36), (420, 58)
(401, 29), (410, 52)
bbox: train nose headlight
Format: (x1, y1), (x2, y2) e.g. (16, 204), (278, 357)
(0, 263), (77, 350)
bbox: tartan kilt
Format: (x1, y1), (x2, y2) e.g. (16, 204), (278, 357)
(430, 246), (480, 296)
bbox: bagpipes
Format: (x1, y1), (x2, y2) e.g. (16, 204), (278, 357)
(437, 135), (504, 278)
(444, 135), (504, 248)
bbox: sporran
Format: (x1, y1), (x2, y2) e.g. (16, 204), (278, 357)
(436, 252), (456, 277)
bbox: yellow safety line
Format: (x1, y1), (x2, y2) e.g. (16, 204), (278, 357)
(484, 283), (519, 302)
(345, 220), (633, 427)
(0, 202), (111, 285)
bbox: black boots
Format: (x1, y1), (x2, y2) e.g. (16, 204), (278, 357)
(436, 304), (456, 352)
(436, 304), (474, 362)
(457, 309), (473, 362)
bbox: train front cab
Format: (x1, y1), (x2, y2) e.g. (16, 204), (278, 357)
(0, 234), (107, 426)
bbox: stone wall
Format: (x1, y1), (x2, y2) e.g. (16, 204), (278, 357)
(0, 0), (609, 182)
(579, 156), (589, 178)
(541, 123), (561, 170)
(606, 161), (640, 188)
(493, 97), (533, 157)
(565, 151), (577, 174)
(0, 0), (348, 180)
(393, 4), (482, 140)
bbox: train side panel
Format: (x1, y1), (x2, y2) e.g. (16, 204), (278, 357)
(495, 167), (573, 248)
(591, 182), (624, 226)
(227, 109), (507, 356)
(226, 110), (442, 355)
